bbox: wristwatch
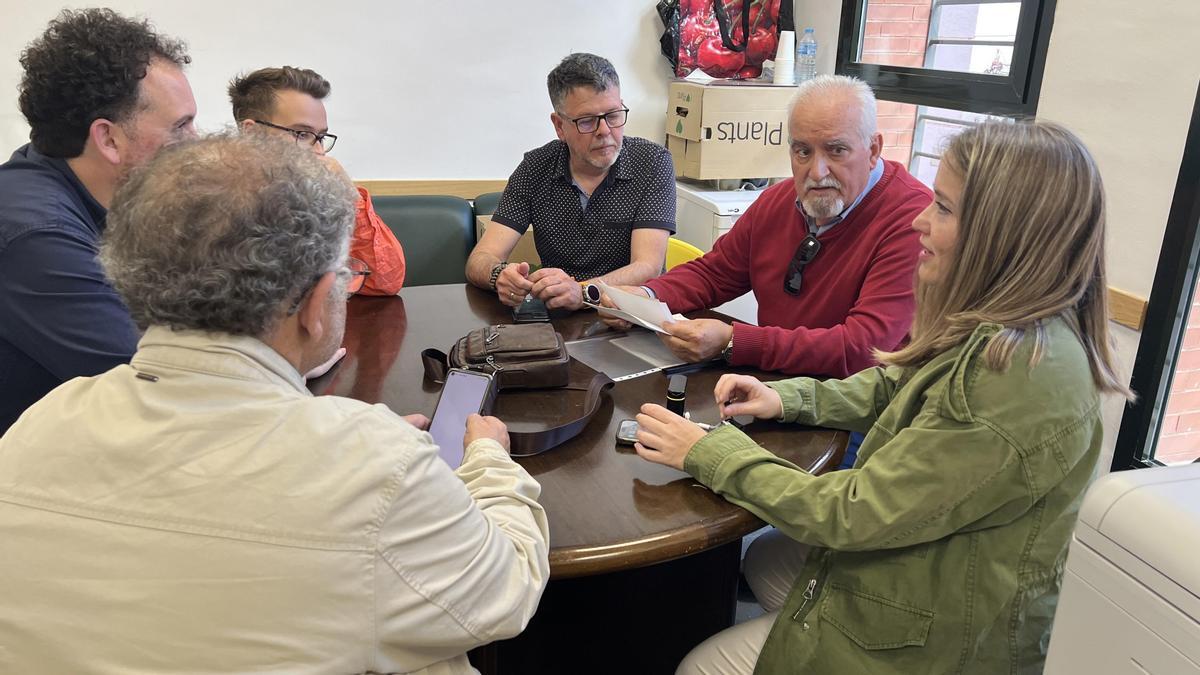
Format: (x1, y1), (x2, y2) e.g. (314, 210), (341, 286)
(721, 335), (735, 363)
(488, 262), (509, 291)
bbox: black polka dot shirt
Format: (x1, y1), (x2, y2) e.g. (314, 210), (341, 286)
(491, 137), (677, 281)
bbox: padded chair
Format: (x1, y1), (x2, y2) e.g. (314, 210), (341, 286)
(473, 191), (503, 216)
(370, 195), (475, 287)
(665, 237), (705, 270)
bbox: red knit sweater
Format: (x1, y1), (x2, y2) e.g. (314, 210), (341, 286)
(647, 160), (931, 377)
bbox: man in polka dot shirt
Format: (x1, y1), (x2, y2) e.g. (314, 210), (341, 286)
(466, 53), (676, 311)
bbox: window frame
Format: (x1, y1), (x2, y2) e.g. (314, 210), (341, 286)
(1111, 81), (1200, 471)
(907, 107), (1010, 184)
(836, 0), (1057, 116)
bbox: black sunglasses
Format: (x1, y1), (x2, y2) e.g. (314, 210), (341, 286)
(784, 235), (821, 295)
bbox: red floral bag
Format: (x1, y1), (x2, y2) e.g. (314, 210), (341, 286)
(658, 0), (783, 79)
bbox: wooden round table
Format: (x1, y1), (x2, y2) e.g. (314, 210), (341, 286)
(309, 284), (847, 674)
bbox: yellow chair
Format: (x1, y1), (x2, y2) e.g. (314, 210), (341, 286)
(666, 237), (705, 271)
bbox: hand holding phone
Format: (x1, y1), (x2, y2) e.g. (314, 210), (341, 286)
(428, 369), (498, 466)
(465, 414), (509, 452)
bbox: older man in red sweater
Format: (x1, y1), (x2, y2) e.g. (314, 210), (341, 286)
(614, 75), (931, 378)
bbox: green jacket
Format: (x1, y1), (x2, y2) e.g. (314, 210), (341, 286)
(685, 320), (1103, 674)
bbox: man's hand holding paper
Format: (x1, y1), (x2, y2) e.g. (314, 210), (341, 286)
(590, 282), (681, 334)
(658, 318), (733, 363)
(589, 282), (734, 364)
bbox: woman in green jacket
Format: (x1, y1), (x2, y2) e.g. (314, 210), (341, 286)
(635, 120), (1135, 675)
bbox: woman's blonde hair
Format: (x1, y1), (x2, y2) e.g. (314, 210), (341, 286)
(876, 120), (1133, 399)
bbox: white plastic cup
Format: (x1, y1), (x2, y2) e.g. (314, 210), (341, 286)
(773, 30), (797, 85)
(776, 30), (796, 61)
(773, 59), (795, 85)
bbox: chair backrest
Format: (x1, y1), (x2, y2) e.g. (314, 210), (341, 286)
(473, 191), (503, 216)
(371, 195), (475, 286)
(666, 237), (705, 271)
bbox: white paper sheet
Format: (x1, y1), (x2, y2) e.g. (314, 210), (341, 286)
(588, 282), (685, 334)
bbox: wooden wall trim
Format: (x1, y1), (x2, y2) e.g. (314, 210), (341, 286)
(356, 179), (507, 200)
(1108, 287), (1147, 332)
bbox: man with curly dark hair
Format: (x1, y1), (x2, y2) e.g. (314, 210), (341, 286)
(0, 8), (197, 434)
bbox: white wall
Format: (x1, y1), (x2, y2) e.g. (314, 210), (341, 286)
(1038, 0), (1200, 468)
(0, 1), (676, 180)
(797, 0), (1200, 469)
(791, 1), (841, 77)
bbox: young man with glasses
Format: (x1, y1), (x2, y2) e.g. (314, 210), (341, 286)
(229, 66), (406, 296)
(605, 75), (931, 380)
(466, 52), (676, 311)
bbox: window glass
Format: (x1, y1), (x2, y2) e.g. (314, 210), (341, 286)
(1154, 282), (1200, 464)
(906, 106), (1004, 187)
(860, 1), (1021, 74)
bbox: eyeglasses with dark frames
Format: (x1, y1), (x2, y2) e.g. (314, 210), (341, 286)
(287, 257), (370, 315)
(783, 235), (821, 296)
(564, 108), (629, 134)
(253, 119), (338, 153)
(343, 257), (371, 296)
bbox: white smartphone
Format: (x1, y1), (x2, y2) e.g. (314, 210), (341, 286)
(616, 419), (639, 445)
(428, 369), (497, 466)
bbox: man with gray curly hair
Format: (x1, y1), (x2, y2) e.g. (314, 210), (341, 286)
(0, 133), (550, 674)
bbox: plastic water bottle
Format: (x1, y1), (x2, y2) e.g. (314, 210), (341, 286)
(795, 28), (818, 83)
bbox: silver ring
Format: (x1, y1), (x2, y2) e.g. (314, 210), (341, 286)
(509, 292), (516, 300)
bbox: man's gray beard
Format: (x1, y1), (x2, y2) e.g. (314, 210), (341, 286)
(802, 195), (845, 219)
(585, 137), (623, 171)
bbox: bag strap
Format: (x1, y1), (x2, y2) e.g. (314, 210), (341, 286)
(509, 370), (614, 457)
(713, 0), (751, 52)
(421, 347), (615, 457)
(421, 347), (452, 384)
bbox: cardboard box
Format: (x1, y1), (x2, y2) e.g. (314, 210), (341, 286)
(666, 80), (795, 180)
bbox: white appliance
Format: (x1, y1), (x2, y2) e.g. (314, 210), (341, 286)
(1044, 463), (1200, 674)
(673, 179), (771, 324)
(674, 179), (770, 251)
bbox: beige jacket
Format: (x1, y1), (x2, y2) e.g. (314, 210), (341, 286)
(0, 327), (550, 674)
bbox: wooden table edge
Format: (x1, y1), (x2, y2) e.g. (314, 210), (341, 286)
(546, 430), (847, 578)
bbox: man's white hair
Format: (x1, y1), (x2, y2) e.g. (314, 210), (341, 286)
(786, 74), (878, 147)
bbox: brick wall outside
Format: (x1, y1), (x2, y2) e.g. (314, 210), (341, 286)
(1157, 287), (1200, 463)
(860, 0), (932, 164)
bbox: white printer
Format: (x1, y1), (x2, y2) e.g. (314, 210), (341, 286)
(673, 180), (768, 325)
(674, 179), (769, 252)
(1045, 463), (1200, 674)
